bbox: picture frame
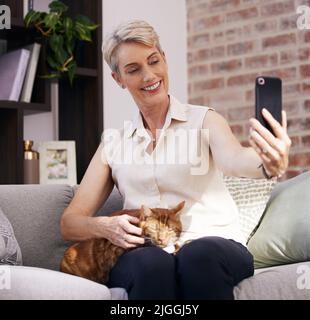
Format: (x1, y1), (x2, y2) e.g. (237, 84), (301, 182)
(38, 141), (77, 186)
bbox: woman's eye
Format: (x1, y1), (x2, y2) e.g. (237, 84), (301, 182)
(127, 69), (138, 74)
(150, 60), (159, 65)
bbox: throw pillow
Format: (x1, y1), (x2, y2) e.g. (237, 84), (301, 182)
(0, 207), (22, 265)
(224, 176), (277, 243)
(247, 171), (310, 268)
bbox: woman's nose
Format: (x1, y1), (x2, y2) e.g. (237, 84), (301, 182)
(142, 67), (156, 83)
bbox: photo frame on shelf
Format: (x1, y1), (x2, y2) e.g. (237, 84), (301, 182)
(38, 141), (77, 186)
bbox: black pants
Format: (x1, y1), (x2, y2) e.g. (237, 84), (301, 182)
(106, 236), (254, 300)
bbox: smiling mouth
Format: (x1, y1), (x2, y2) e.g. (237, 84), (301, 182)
(142, 81), (161, 92)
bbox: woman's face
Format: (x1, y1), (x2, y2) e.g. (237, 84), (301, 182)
(112, 42), (169, 108)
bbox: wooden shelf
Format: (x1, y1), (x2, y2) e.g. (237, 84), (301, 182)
(0, 0), (51, 184)
(0, 101), (51, 112)
(11, 17), (26, 28)
(0, 108), (23, 184)
(59, 0), (103, 183)
(76, 67), (98, 77)
(0, 0), (102, 184)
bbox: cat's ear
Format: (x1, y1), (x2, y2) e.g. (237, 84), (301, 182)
(172, 201), (186, 215)
(140, 205), (152, 218)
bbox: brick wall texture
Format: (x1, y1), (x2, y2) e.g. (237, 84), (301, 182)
(186, 0), (310, 179)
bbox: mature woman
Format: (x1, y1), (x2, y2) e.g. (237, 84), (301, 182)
(60, 20), (291, 300)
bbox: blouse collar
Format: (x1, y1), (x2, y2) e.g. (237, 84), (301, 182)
(125, 95), (187, 139)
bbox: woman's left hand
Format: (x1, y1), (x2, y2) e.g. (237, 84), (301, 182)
(248, 108), (292, 178)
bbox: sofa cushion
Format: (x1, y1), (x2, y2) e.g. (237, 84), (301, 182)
(0, 207), (22, 266)
(234, 261), (310, 300)
(247, 171), (310, 268)
(73, 186), (123, 216)
(110, 287), (129, 300)
(224, 176), (276, 242)
(0, 185), (73, 271)
(96, 187), (123, 216)
(0, 265), (113, 300)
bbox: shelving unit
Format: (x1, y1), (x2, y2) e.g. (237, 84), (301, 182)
(0, 0), (51, 184)
(0, 0), (103, 184)
(58, 0), (103, 183)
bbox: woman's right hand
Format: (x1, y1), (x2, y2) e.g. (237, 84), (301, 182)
(101, 215), (145, 249)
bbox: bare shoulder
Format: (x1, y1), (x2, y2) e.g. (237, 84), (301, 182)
(202, 109), (230, 132)
(202, 108), (241, 157)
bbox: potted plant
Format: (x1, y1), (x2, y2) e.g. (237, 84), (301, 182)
(24, 0), (99, 84)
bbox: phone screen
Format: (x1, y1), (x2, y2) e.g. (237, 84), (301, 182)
(255, 76), (282, 135)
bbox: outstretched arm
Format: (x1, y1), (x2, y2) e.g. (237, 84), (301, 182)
(203, 109), (291, 178)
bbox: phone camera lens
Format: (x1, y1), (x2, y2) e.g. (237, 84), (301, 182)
(258, 77), (265, 85)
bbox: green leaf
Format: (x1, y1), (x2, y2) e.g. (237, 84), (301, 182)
(75, 22), (92, 41)
(49, 0), (68, 14)
(40, 73), (61, 79)
(24, 10), (35, 27)
(76, 15), (92, 25)
(76, 15), (99, 31)
(67, 61), (77, 86)
(43, 12), (59, 31)
(63, 17), (75, 54)
(49, 33), (62, 53)
(24, 10), (42, 27)
(65, 38), (75, 56)
(48, 34), (69, 65)
(24, 1), (98, 84)
(63, 16), (73, 35)
(86, 24), (100, 31)
(46, 55), (59, 70)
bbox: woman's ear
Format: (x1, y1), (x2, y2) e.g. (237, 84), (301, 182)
(161, 51), (167, 63)
(112, 72), (126, 89)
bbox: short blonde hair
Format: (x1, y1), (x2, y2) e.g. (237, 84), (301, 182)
(103, 20), (163, 73)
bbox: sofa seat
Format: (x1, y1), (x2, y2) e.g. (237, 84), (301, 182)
(1, 176), (310, 300)
(2, 261), (309, 300)
(234, 261), (310, 300)
(0, 265), (127, 300)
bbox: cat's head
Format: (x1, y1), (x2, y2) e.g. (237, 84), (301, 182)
(139, 201), (185, 248)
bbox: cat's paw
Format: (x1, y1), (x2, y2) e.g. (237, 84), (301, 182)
(162, 243), (177, 254)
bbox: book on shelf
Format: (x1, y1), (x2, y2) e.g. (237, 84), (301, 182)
(0, 48), (30, 101)
(20, 43), (41, 103)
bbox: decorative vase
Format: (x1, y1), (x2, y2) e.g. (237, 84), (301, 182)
(23, 140), (40, 184)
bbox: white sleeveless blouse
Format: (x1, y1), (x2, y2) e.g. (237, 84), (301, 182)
(103, 95), (246, 246)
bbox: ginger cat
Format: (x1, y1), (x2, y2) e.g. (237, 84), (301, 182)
(60, 201), (185, 284)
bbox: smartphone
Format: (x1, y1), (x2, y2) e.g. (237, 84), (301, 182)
(255, 76), (282, 135)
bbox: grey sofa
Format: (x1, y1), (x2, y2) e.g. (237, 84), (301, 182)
(0, 172), (310, 300)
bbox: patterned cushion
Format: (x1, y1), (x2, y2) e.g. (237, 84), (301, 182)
(224, 176), (277, 243)
(0, 207), (22, 266)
